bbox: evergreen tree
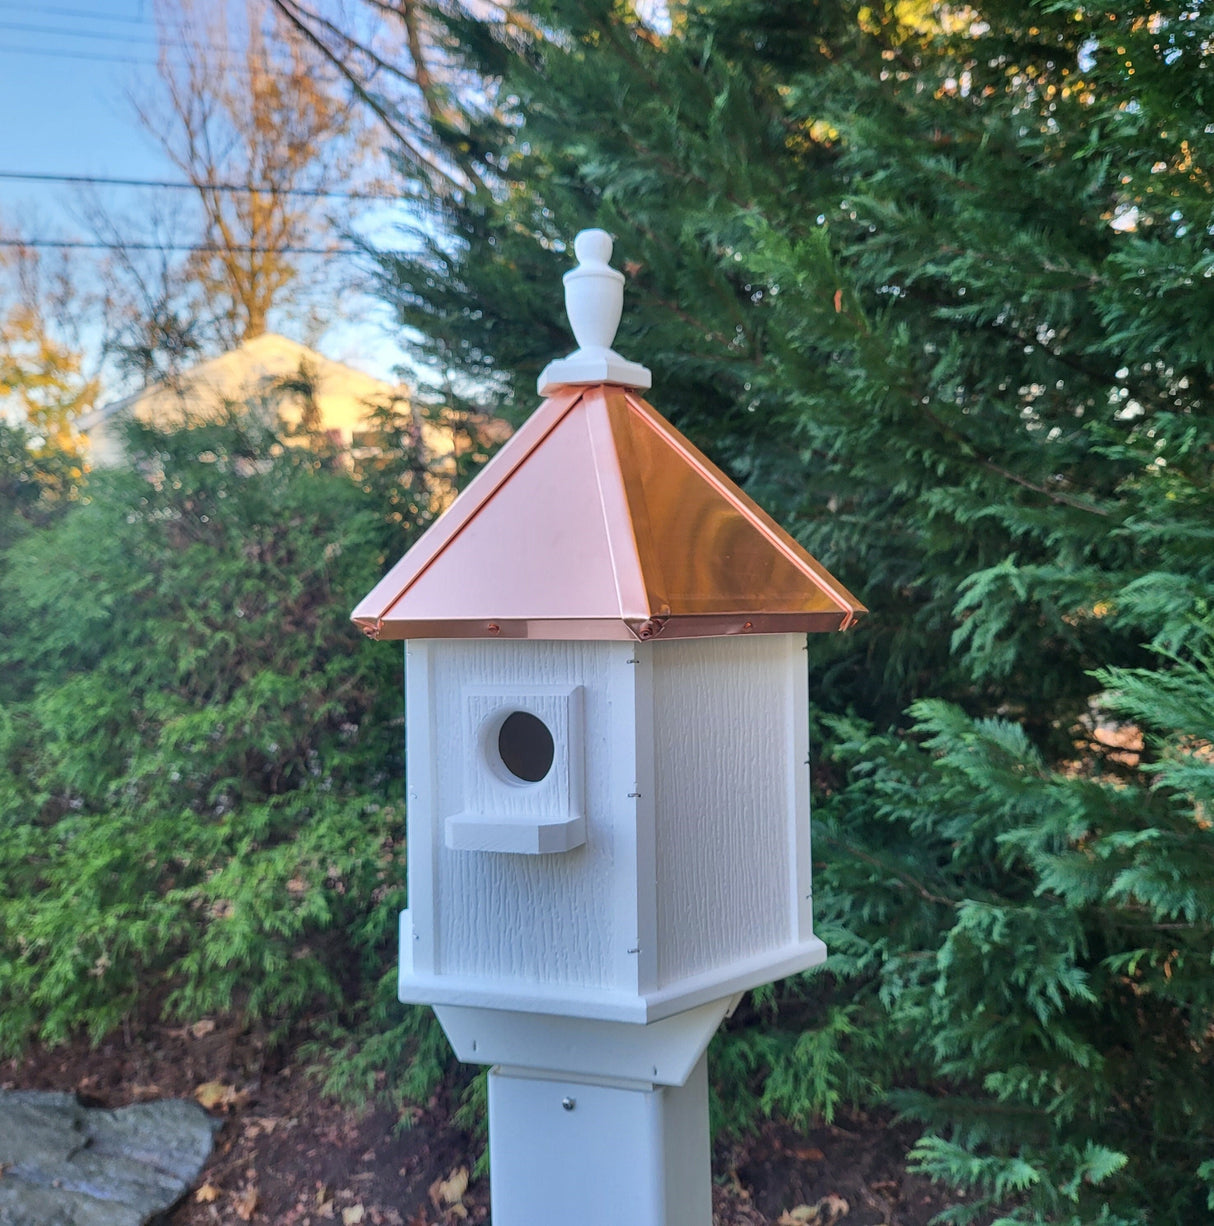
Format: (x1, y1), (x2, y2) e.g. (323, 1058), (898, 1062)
(291, 0), (1213, 1218)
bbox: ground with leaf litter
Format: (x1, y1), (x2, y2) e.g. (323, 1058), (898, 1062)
(3, 1017), (979, 1226)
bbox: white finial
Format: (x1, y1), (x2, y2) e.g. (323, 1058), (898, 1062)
(574, 228), (613, 265)
(537, 229), (652, 396)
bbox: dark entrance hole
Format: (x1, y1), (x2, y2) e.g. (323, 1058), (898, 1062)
(497, 711), (555, 783)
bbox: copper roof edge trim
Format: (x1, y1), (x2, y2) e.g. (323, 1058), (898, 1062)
(350, 617), (640, 642)
(622, 389), (868, 619)
(350, 387), (585, 625)
(358, 611), (854, 642)
(352, 615), (383, 640)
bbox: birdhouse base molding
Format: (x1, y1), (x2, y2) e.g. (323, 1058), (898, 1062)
(400, 906), (826, 1023)
(487, 1053), (710, 1226)
(398, 962), (650, 1022)
(643, 936), (829, 1020)
(433, 995), (740, 1088)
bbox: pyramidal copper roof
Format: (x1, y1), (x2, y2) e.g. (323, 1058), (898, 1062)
(351, 381), (865, 642)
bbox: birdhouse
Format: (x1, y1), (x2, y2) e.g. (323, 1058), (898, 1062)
(354, 230), (864, 1226)
(352, 231), (865, 1029)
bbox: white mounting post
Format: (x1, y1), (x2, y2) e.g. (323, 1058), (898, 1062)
(433, 1001), (737, 1226)
(537, 229), (652, 395)
(487, 1056), (710, 1226)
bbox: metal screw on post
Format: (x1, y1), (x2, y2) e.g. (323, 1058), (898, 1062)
(561, 1097), (576, 1112)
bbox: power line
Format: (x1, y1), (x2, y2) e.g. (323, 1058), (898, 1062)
(0, 8), (367, 71)
(0, 1), (148, 25)
(0, 40), (157, 67)
(0, 238), (363, 256)
(0, 169), (396, 202)
(0, 17), (164, 46)
(0, 15), (319, 57)
(0, 39), (345, 79)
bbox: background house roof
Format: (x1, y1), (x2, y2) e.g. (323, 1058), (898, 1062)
(76, 333), (407, 467)
(79, 332), (400, 431)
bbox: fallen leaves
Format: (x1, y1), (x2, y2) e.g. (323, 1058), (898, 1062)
(241, 1114), (283, 1140)
(712, 1176), (767, 1226)
(777, 1194), (850, 1225)
(307, 1182), (401, 1224)
(194, 1079), (246, 1111)
(194, 1182), (221, 1204)
(437, 1167), (468, 1206)
(428, 1166), (470, 1219)
(233, 1185), (260, 1221)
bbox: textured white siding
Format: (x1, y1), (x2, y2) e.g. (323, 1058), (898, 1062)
(650, 635), (801, 988)
(421, 640), (635, 990)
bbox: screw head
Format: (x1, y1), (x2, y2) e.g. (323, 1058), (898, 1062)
(561, 1096), (576, 1111)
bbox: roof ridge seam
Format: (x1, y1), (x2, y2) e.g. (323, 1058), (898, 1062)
(583, 387), (650, 622)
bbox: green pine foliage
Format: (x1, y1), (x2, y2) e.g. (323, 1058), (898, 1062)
(0, 407), (445, 1100)
(345, 0), (1214, 1217)
(0, 418), (81, 560)
(375, 0), (1213, 733)
(811, 606), (1214, 1222)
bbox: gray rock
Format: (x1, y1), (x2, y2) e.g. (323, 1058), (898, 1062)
(0, 1090), (218, 1225)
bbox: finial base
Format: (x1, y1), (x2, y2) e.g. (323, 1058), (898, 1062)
(537, 348), (652, 396)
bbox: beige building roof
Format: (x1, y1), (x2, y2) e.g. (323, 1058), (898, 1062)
(78, 333), (408, 466)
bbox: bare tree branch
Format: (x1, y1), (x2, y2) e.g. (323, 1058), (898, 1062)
(269, 0), (488, 196)
(116, 0), (372, 348)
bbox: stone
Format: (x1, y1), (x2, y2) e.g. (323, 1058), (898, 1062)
(0, 1090), (218, 1226)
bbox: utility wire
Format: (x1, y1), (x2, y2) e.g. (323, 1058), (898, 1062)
(0, 8), (365, 72)
(0, 38), (345, 79)
(0, 238), (362, 256)
(0, 41), (157, 67)
(0, 1), (148, 25)
(0, 17), (165, 45)
(0, 170), (396, 202)
(0, 16), (313, 56)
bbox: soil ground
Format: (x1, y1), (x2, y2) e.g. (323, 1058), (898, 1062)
(2, 1018), (976, 1226)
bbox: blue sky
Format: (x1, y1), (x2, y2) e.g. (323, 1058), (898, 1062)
(0, 1), (408, 386)
(0, 2), (167, 221)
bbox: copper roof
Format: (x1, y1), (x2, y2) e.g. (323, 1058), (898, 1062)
(351, 383), (865, 642)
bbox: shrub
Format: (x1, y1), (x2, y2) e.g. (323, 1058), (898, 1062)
(0, 409), (442, 1100)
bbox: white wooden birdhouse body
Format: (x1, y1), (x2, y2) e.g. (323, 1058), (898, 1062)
(355, 372), (866, 1025)
(397, 631), (821, 1024)
(400, 637), (640, 1019)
